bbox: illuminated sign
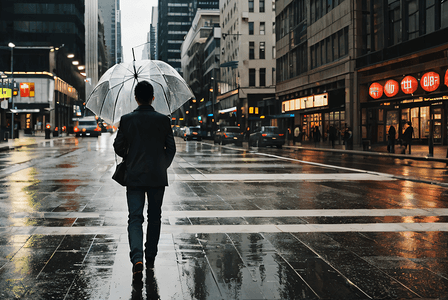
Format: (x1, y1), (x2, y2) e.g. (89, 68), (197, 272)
(384, 80), (399, 97)
(445, 70), (448, 87)
(20, 82), (35, 97)
(0, 88), (11, 99)
(400, 76), (418, 94)
(369, 82), (383, 99)
(282, 93), (328, 112)
(420, 72), (440, 92)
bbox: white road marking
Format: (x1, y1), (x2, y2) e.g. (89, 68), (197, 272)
(173, 173), (395, 181)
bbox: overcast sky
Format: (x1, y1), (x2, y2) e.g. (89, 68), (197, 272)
(120, 0), (158, 62)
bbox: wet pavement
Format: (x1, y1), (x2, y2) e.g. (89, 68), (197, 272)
(0, 133), (448, 299)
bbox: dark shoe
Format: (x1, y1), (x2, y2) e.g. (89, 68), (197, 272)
(132, 261), (143, 281)
(146, 257), (155, 269)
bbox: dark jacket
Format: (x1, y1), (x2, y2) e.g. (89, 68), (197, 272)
(113, 105), (176, 187)
(388, 125), (396, 141)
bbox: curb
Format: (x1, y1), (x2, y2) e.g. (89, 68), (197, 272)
(284, 145), (448, 163)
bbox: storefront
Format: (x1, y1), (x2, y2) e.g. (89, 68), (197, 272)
(2, 72), (80, 136)
(360, 68), (448, 145)
(281, 88), (346, 142)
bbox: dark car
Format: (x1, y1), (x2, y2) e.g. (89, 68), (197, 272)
(249, 126), (285, 148)
(184, 126), (202, 141)
(74, 116), (102, 137)
(214, 126), (244, 146)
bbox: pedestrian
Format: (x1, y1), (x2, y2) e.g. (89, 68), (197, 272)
(294, 126), (301, 145)
(387, 125), (396, 153)
(344, 126), (353, 150)
(113, 81), (176, 281)
(402, 121), (414, 154)
(313, 126), (321, 147)
(329, 125), (337, 148)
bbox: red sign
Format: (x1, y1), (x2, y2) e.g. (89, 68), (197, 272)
(384, 80), (399, 97)
(369, 82), (383, 99)
(20, 82), (35, 97)
(401, 76), (418, 94)
(420, 72), (440, 92)
(445, 70), (448, 87)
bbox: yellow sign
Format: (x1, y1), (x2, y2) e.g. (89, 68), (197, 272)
(0, 88), (12, 99)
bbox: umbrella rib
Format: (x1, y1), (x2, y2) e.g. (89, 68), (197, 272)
(112, 83), (125, 124)
(152, 63), (172, 115)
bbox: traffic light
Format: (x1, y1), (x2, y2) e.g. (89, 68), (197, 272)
(13, 88), (18, 96)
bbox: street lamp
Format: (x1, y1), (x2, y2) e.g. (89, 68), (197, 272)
(8, 42), (15, 139)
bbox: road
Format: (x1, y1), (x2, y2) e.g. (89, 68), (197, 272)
(0, 133), (447, 299)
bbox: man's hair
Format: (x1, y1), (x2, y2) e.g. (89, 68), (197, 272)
(134, 81), (154, 104)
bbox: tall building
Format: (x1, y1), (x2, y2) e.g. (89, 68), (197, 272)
(0, 0), (86, 136)
(98, 0), (123, 66)
(356, 0), (448, 146)
(218, 0), (277, 132)
(158, 0), (218, 74)
(142, 6), (158, 60)
(181, 9), (220, 131)
(276, 0), (355, 143)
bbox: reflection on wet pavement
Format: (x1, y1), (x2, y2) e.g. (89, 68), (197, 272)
(0, 136), (448, 299)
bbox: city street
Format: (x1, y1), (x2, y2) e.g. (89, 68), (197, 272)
(1, 133), (448, 299)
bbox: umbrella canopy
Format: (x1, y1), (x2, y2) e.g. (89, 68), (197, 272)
(86, 60), (194, 125)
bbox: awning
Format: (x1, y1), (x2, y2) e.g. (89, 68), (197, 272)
(219, 106), (237, 114)
(10, 109), (40, 113)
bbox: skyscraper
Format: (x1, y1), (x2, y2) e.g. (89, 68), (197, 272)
(158, 0), (218, 74)
(98, 0), (123, 66)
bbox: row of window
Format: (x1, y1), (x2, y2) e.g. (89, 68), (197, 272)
(362, 0), (448, 53)
(310, 0), (345, 24)
(249, 41), (274, 60)
(14, 21), (81, 35)
(277, 43), (307, 82)
(276, 0), (306, 41)
(248, 67), (275, 87)
(249, 22), (275, 35)
(248, 0), (272, 13)
(310, 27), (349, 69)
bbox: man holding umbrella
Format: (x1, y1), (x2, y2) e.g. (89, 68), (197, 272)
(113, 81), (176, 280)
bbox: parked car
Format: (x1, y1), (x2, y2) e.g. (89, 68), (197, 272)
(184, 126), (202, 141)
(73, 116), (102, 137)
(214, 126), (244, 146)
(249, 126), (285, 148)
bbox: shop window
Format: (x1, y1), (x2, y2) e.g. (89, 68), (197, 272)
(411, 107), (419, 138)
(421, 106), (430, 138)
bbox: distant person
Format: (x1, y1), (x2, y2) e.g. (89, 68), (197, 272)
(329, 125), (337, 148)
(313, 126), (321, 147)
(402, 121), (414, 154)
(387, 125), (396, 153)
(294, 126), (301, 145)
(113, 81), (176, 281)
(344, 126), (353, 150)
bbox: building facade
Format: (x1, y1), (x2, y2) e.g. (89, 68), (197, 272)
(218, 0), (277, 133)
(0, 0), (86, 136)
(158, 0), (218, 74)
(98, 0), (123, 66)
(276, 0), (356, 143)
(357, 0), (448, 146)
(181, 10), (220, 134)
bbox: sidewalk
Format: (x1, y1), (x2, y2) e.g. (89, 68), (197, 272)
(0, 130), (73, 152)
(284, 139), (448, 163)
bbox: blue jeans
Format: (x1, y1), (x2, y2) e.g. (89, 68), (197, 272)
(126, 186), (165, 264)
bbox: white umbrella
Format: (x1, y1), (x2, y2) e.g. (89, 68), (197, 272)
(86, 60), (194, 125)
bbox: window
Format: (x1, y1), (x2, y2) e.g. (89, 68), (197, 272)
(249, 22), (254, 35)
(249, 42), (255, 59)
(249, 0), (254, 12)
(388, 0), (401, 46)
(259, 42), (265, 59)
(260, 22), (265, 35)
(406, 0), (419, 40)
(272, 46), (276, 59)
(249, 69), (256, 86)
(260, 0), (265, 12)
(260, 68), (266, 86)
(425, 0), (435, 34)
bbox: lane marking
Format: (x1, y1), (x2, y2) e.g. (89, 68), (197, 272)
(9, 208), (448, 219)
(3, 223), (448, 235)
(173, 173), (395, 181)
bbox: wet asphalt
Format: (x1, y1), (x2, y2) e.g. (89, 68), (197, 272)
(0, 133), (448, 299)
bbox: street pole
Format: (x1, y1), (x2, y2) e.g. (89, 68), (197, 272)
(8, 42), (15, 139)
